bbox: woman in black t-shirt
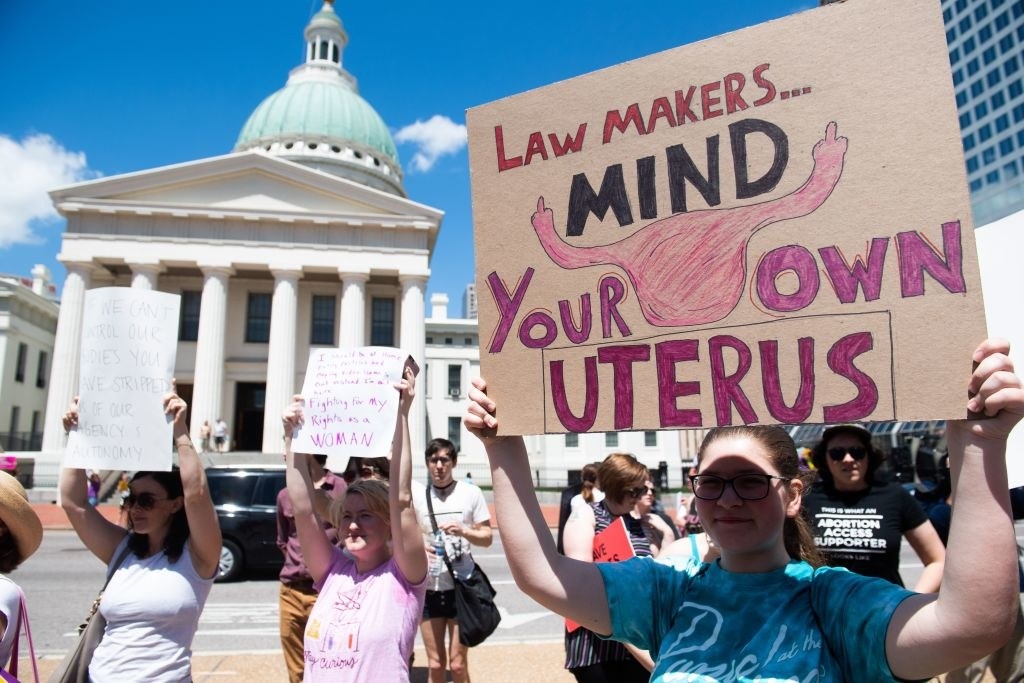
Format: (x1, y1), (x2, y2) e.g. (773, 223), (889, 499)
(803, 424), (946, 590)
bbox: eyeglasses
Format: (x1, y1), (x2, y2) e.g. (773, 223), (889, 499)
(827, 446), (867, 462)
(428, 457), (452, 466)
(124, 492), (167, 510)
(359, 465), (382, 477)
(689, 474), (791, 501)
(627, 485), (656, 499)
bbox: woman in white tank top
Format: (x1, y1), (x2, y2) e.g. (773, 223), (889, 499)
(60, 390), (222, 682)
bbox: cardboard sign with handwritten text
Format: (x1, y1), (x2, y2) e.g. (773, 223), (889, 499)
(292, 347), (408, 469)
(467, 0), (983, 435)
(65, 287), (180, 470)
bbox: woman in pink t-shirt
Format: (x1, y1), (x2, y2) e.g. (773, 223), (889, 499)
(283, 362), (427, 682)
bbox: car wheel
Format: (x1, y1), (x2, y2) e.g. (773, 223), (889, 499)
(217, 539), (244, 582)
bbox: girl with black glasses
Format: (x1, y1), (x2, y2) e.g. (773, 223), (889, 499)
(802, 424), (946, 590)
(464, 338), (1024, 682)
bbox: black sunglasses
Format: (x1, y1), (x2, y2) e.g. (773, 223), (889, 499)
(827, 446), (867, 462)
(690, 474), (791, 501)
(627, 485), (656, 499)
(124, 492), (168, 510)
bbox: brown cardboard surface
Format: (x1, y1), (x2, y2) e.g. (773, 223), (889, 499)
(466, 0), (984, 436)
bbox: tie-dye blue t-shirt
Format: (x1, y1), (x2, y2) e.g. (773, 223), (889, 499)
(597, 557), (915, 682)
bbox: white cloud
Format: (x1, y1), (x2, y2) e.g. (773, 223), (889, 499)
(0, 133), (96, 248)
(394, 115), (467, 172)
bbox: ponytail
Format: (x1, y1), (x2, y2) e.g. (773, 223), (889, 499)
(785, 514), (824, 568)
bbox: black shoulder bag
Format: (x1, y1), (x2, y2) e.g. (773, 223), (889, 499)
(425, 483), (501, 647)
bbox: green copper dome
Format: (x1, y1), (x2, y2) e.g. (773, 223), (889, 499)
(236, 81), (399, 165)
(233, 1), (404, 195)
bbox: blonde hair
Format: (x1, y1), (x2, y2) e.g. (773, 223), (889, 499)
(328, 479), (390, 531)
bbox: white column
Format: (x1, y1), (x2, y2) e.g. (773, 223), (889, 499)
(130, 262), (163, 290)
(262, 268), (301, 453)
(339, 271), (368, 348)
(42, 262), (93, 453)
(190, 266), (232, 446)
(400, 274), (428, 458)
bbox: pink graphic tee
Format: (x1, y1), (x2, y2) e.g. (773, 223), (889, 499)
(305, 549), (427, 682)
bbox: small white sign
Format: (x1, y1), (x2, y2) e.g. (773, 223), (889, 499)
(65, 287), (180, 471)
(976, 213), (1024, 488)
(292, 346), (407, 468)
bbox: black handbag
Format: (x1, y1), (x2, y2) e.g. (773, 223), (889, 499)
(425, 484), (501, 647)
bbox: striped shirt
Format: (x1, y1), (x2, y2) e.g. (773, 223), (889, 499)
(564, 500), (653, 670)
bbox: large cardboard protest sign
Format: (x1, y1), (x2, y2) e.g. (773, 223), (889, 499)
(467, 0), (984, 435)
(291, 346), (409, 469)
(66, 288), (180, 470)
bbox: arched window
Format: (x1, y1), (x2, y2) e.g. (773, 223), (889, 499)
(319, 40), (328, 60)
(332, 44), (339, 64)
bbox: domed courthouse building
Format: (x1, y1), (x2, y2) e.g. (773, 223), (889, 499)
(39, 3), (442, 475)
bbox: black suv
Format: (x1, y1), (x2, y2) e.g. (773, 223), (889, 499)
(205, 465), (286, 581)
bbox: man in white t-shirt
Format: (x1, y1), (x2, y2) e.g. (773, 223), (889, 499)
(213, 418), (229, 453)
(412, 438), (492, 683)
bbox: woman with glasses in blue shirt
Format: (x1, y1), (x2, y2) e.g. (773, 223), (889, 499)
(802, 424), (946, 591)
(464, 338), (1024, 682)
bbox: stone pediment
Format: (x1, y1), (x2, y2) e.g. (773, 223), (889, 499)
(50, 151), (443, 225)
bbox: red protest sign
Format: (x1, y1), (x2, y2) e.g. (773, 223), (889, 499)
(567, 517), (635, 632)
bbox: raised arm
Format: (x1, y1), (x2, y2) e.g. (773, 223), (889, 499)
(166, 392), (221, 579)
(59, 398), (127, 564)
(390, 363), (428, 584)
(562, 504), (596, 562)
(887, 338), (1024, 678)
(283, 398), (335, 583)
(465, 377), (610, 634)
(904, 520), (945, 594)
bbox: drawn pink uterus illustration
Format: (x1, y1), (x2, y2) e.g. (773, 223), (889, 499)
(531, 122), (848, 327)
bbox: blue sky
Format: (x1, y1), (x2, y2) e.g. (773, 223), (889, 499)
(0, 0), (815, 308)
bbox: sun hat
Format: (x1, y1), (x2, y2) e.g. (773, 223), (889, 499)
(0, 471), (43, 561)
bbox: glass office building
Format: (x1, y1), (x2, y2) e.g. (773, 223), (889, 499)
(944, 0), (1024, 225)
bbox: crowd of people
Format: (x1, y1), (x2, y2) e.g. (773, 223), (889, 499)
(0, 338), (1021, 682)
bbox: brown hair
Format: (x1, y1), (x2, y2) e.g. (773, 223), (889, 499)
(598, 453), (649, 505)
(581, 462), (601, 503)
(328, 479), (390, 534)
(698, 426), (824, 568)
(0, 535), (21, 573)
(810, 426), (883, 489)
(127, 470), (188, 563)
